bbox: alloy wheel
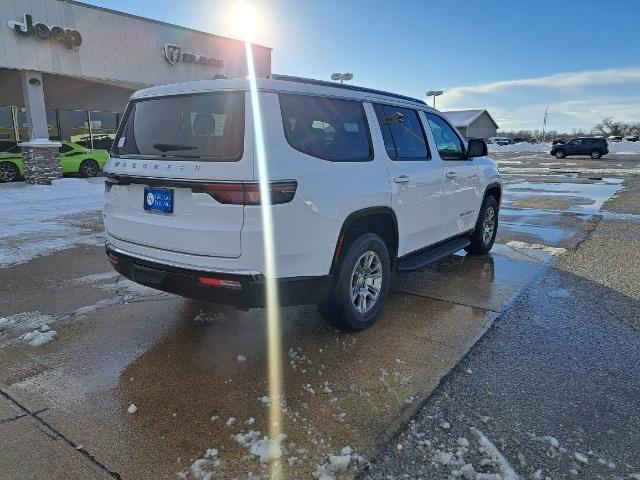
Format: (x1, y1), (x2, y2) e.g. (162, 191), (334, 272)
(350, 250), (383, 314)
(482, 207), (496, 246)
(0, 163), (17, 183)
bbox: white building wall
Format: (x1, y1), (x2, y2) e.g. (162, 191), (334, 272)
(0, 0), (271, 87)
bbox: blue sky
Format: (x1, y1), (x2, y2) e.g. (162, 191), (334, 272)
(91, 0), (640, 132)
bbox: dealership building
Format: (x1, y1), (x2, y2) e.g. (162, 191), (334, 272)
(0, 0), (271, 183)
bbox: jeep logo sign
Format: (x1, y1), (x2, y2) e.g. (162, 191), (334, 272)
(8, 13), (82, 49)
(162, 43), (224, 68)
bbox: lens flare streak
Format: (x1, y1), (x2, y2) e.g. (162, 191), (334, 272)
(243, 21), (285, 479)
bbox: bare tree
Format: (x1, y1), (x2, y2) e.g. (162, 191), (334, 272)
(592, 118), (626, 136)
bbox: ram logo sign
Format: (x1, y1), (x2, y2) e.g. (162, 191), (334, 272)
(162, 43), (224, 68)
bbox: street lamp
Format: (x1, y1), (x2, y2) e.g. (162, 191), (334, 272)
(426, 90), (444, 108)
(331, 72), (353, 84)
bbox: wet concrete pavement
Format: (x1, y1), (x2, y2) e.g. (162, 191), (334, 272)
(1, 153), (639, 479)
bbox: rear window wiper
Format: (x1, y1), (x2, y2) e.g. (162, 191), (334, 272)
(152, 143), (198, 152)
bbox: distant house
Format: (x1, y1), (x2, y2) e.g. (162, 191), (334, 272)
(443, 110), (499, 138)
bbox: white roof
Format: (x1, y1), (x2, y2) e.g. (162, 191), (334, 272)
(443, 109), (499, 129)
(130, 77), (436, 111)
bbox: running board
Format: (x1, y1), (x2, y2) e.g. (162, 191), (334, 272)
(396, 236), (470, 272)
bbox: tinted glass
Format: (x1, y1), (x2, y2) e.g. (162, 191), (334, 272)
(59, 144), (73, 153)
(60, 110), (91, 148)
(425, 113), (465, 159)
(279, 94), (372, 162)
(90, 111), (118, 150)
(0, 106), (17, 151)
(114, 92), (245, 161)
(373, 104), (429, 160)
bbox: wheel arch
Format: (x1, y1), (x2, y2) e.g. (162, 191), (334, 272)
(331, 207), (399, 274)
(483, 182), (502, 208)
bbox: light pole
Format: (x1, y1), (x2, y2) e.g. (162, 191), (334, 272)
(426, 90), (444, 108)
(331, 73), (353, 85)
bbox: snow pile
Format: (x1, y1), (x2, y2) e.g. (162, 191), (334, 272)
(0, 311), (56, 333)
(127, 404), (138, 414)
(506, 241), (567, 256)
(178, 448), (220, 480)
(0, 178), (105, 267)
(313, 446), (364, 480)
(21, 325), (57, 346)
(233, 430), (286, 464)
(488, 140), (640, 154)
(488, 142), (549, 153)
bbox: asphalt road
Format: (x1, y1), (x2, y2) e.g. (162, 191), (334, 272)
(1, 152), (639, 479)
(363, 153), (640, 480)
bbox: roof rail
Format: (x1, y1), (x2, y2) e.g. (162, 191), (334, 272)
(268, 74), (427, 106)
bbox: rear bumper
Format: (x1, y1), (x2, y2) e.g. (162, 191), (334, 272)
(105, 243), (331, 308)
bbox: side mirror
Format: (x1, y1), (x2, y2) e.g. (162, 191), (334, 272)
(466, 138), (488, 158)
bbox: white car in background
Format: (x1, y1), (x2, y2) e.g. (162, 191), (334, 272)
(103, 75), (501, 330)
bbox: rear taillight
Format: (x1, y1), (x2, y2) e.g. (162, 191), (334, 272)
(197, 181), (297, 205)
(198, 276), (242, 289)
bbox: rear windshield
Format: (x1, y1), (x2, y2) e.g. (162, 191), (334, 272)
(112, 92), (244, 161)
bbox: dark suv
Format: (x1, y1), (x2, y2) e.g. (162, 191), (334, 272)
(550, 137), (608, 159)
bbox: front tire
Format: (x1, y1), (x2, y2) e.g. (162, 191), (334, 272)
(466, 196), (499, 255)
(319, 233), (391, 330)
(590, 150), (601, 159)
(79, 159), (100, 177)
(555, 150), (566, 159)
(0, 162), (19, 183)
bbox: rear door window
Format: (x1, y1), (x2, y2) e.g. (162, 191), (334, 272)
(279, 94), (372, 162)
(113, 92), (245, 161)
(373, 104), (430, 160)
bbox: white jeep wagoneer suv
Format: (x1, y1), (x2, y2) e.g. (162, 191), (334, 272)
(104, 75), (501, 330)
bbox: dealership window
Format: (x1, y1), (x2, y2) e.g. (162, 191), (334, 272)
(373, 104), (430, 160)
(59, 110), (91, 148)
(89, 111), (118, 150)
(114, 92), (245, 161)
(279, 94), (372, 162)
(0, 106), (17, 151)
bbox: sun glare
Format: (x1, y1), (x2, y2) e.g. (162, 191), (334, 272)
(233, 0), (258, 39)
(241, 1), (285, 477)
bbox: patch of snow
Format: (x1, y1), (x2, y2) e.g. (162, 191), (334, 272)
(177, 448), (220, 480)
(75, 271), (119, 284)
(574, 452), (588, 464)
(0, 178), (105, 267)
(21, 327), (57, 346)
(259, 395), (271, 405)
(440, 421), (451, 430)
(470, 427), (520, 480)
(244, 417), (255, 425)
(237, 354), (247, 362)
(225, 416), (236, 427)
(127, 404), (137, 414)
(0, 312), (58, 334)
(506, 241), (567, 256)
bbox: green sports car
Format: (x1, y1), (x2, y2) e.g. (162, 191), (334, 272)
(0, 141), (109, 183)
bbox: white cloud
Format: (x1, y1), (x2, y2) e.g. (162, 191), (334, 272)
(439, 67), (640, 131)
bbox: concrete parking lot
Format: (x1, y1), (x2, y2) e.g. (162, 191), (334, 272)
(1, 152), (639, 479)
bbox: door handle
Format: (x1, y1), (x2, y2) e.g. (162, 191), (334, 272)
(445, 171), (458, 179)
(394, 175), (410, 183)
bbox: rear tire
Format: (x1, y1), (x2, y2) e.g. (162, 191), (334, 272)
(465, 196), (499, 255)
(79, 159), (100, 177)
(590, 150), (601, 159)
(319, 233), (391, 330)
(555, 150), (566, 159)
(0, 162), (19, 183)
